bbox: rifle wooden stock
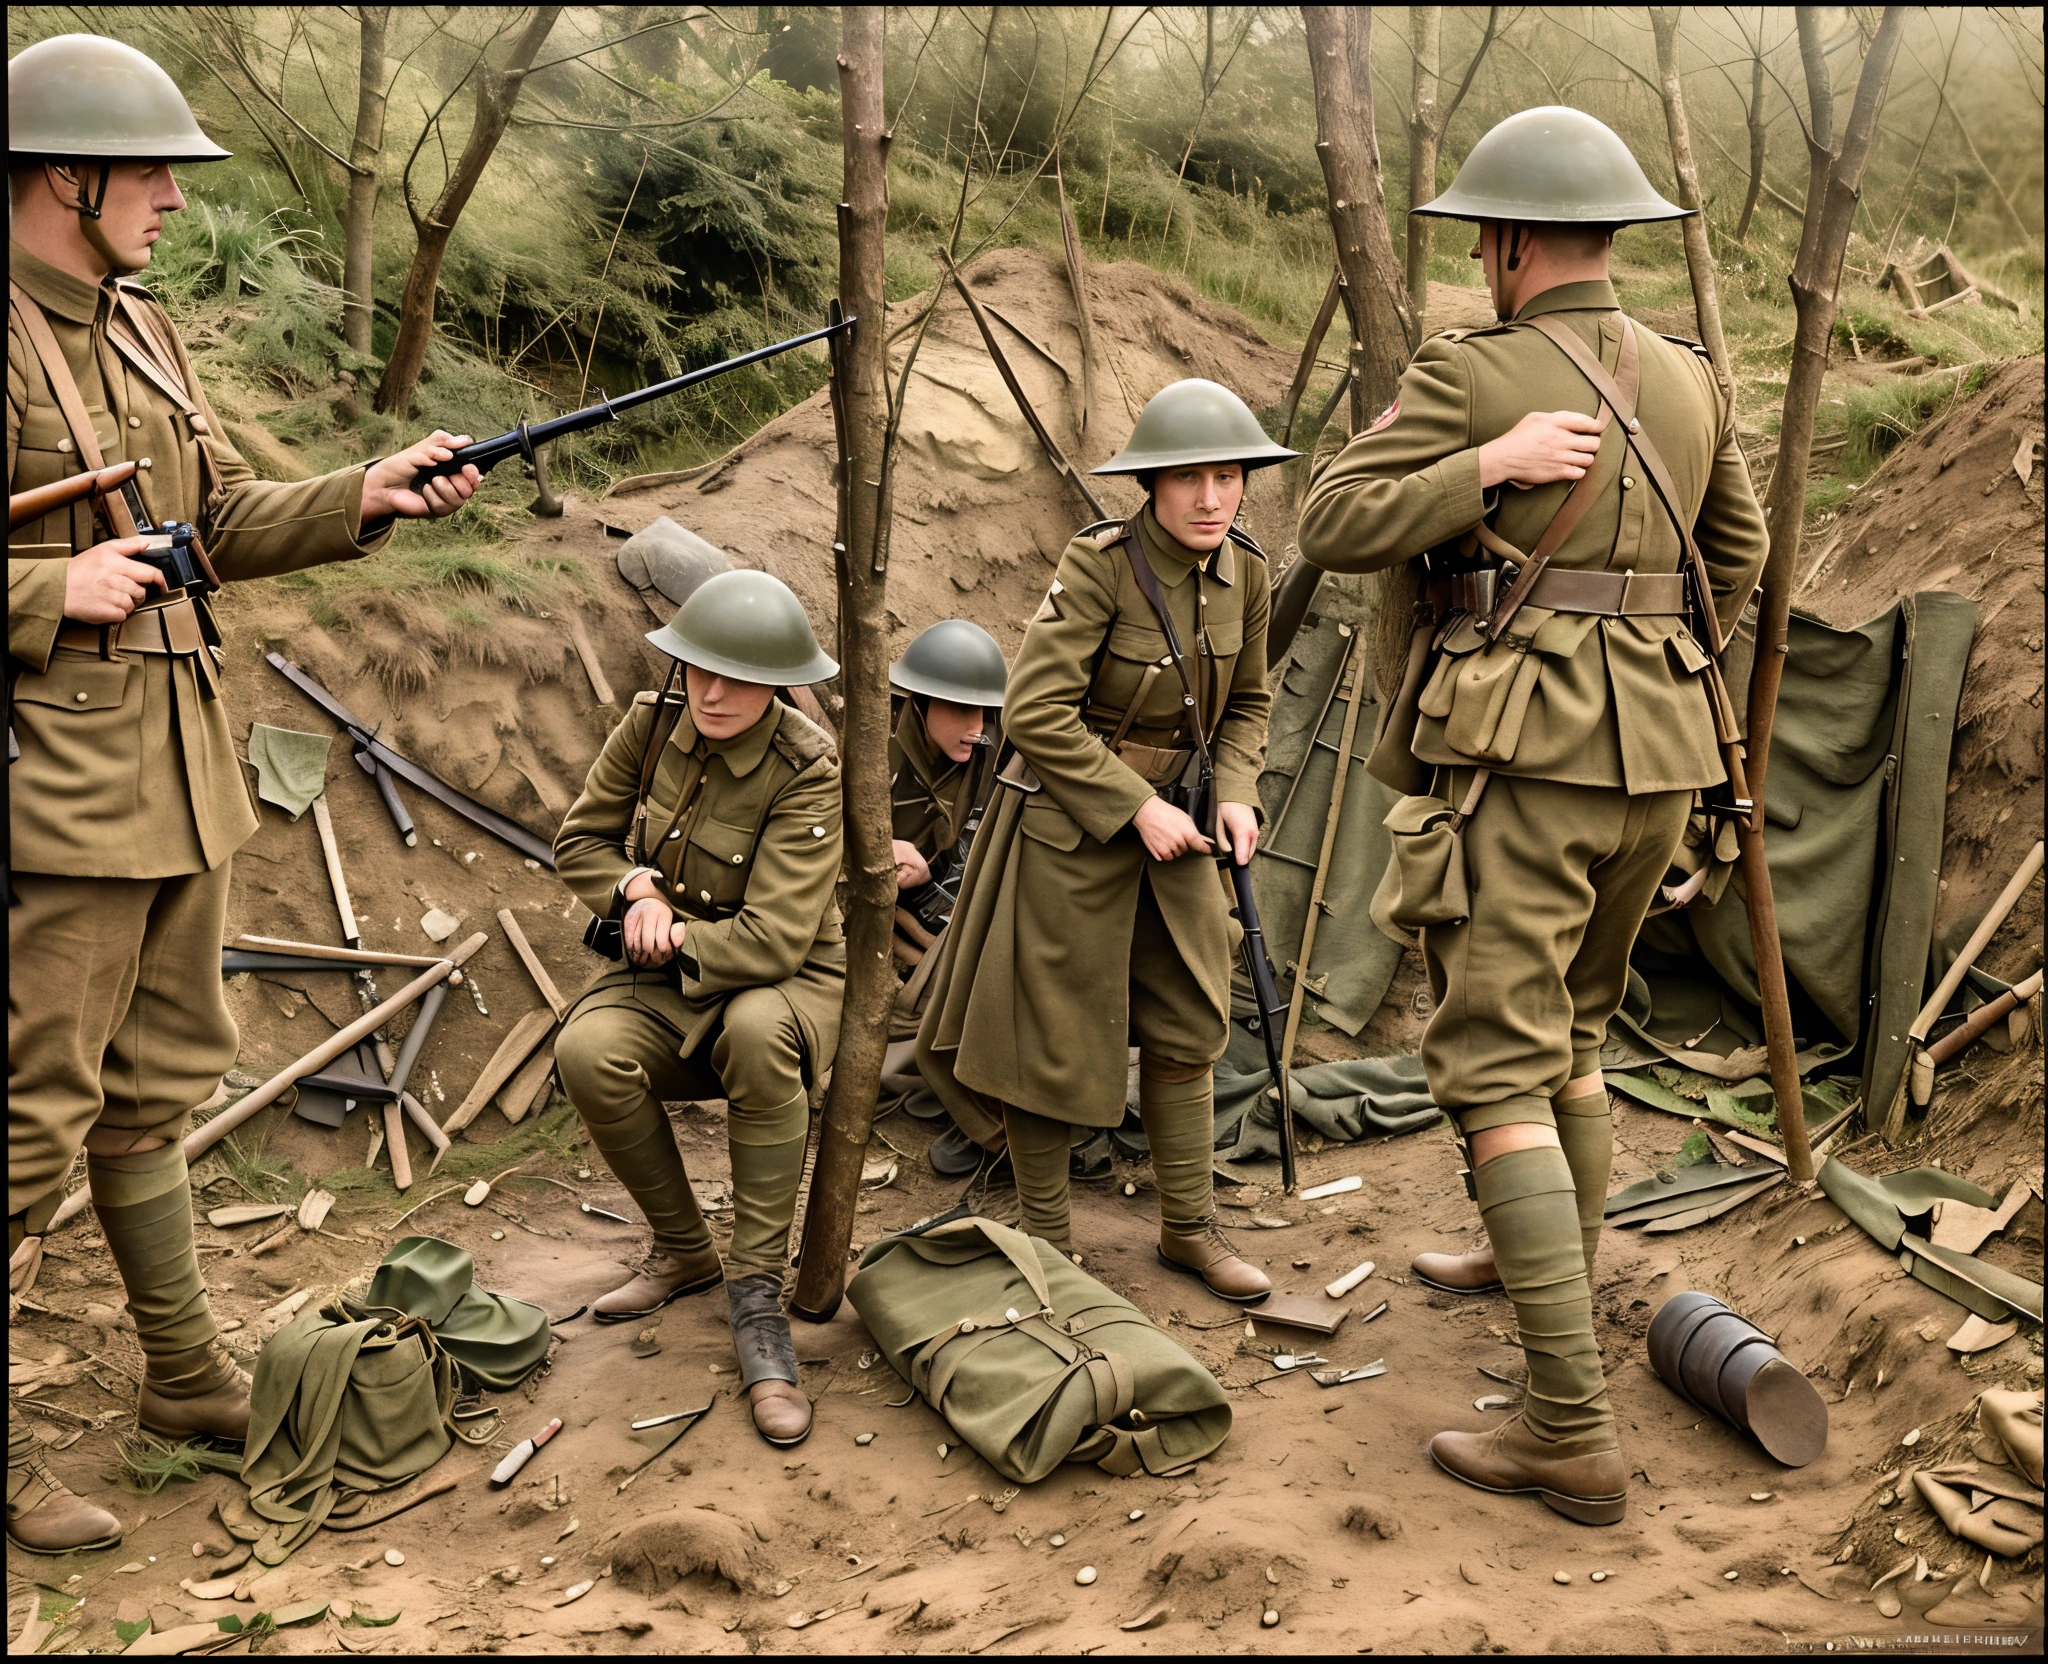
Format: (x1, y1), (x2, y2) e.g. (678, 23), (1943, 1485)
(9, 461), (141, 532)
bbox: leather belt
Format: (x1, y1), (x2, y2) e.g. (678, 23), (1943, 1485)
(55, 596), (205, 657)
(1440, 568), (1686, 619)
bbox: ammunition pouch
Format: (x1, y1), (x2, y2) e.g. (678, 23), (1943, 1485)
(1370, 769), (1491, 936)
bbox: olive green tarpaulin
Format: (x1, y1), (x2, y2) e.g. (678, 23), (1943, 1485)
(1601, 593), (1977, 1122)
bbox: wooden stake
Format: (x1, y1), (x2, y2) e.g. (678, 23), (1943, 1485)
(497, 909), (569, 1019)
(311, 795), (359, 947)
(442, 1008), (556, 1135)
(235, 936), (442, 968)
(383, 1100), (412, 1191)
(498, 1044), (555, 1125)
(565, 612), (616, 707)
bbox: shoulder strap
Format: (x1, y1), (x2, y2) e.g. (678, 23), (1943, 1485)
(629, 663), (689, 865)
(1527, 315), (1725, 657)
(108, 288), (226, 504)
(1120, 529), (1214, 777)
(1482, 317), (1639, 642)
(8, 282), (138, 539)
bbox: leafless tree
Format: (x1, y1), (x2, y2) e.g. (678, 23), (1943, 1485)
(1647, 8), (1731, 379)
(1401, 6), (1501, 323)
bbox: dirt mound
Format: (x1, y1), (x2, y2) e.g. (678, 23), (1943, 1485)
(562, 245), (1302, 666)
(1800, 356), (2044, 964)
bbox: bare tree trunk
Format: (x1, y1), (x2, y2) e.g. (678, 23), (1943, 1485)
(1302, 6), (1415, 427)
(1747, 4), (1908, 1166)
(791, 5), (893, 1324)
(1648, 8), (1730, 380)
(1404, 6), (1441, 323)
(1735, 42), (1767, 244)
(374, 7), (562, 417)
(343, 7), (391, 359)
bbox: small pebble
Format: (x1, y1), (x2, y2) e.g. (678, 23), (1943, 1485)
(1793, 1235), (1806, 1246)
(576, 1168), (592, 1180)
(1123, 1183), (1137, 1197)
(856, 1433), (875, 1446)
(385, 1549), (406, 1567)
(1724, 1570), (1739, 1582)
(1075, 1566), (1097, 1586)
(491, 1230), (506, 1241)
(1049, 1534), (1066, 1548)
(1553, 1571), (1571, 1586)
(1901, 1428), (1921, 1447)
(540, 1557), (555, 1568)
(1591, 1571), (1608, 1584)
(1750, 1491), (1774, 1503)
(938, 1443), (950, 1459)
(1262, 1609), (1280, 1627)
(192, 1542), (206, 1558)
(1129, 1510), (1145, 1522)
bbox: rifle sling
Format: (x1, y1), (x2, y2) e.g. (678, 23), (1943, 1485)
(1119, 528), (1214, 789)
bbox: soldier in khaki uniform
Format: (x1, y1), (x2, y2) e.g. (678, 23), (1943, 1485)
(916, 380), (1294, 1301)
(1297, 107), (1768, 1524)
(878, 619), (1012, 1179)
(7, 36), (480, 1554)
(554, 569), (843, 1449)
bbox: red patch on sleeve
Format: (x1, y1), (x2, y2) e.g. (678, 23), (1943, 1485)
(1368, 398), (1400, 432)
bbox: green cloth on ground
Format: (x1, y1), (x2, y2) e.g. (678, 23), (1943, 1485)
(1817, 1156), (2042, 1323)
(1211, 1020), (1440, 1161)
(247, 723), (333, 820)
(366, 1236), (552, 1392)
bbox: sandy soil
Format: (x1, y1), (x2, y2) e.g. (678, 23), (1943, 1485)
(8, 283), (2043, 1654)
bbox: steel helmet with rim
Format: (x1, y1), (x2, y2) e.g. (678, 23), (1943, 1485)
(1412, 105), (1688, 226)
(889, 619), (1008, 709)
(646, 569), (839, 686)
(1091, 378), (1299, 477)
(9, 34), (232, 163)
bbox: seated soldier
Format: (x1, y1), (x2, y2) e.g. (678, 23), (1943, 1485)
(878, 620), (1011, 1178)
(553, 569), (843, 1449)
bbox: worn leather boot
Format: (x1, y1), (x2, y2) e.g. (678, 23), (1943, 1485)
(7, 1427), (122, 1554)
(593, 1245), (726, 1322)
(729, 1274), (811, 1447)
(138, 1340), (250, 1443)
(1429, 1414), (1627, 1526)
(1159, 1219), (1272, 1303)
(1411, 1241), (1503, 1294)
(927, 1122), (985, 1177)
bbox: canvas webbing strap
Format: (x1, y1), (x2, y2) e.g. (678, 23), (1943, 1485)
(9, 282), (139, 538)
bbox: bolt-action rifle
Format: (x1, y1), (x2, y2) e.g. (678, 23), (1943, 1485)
(1229, 857), (1299, 1193)
(7, 457), (219, 596)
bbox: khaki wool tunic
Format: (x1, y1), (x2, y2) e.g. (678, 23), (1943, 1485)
(7, 242), (391, 877)
(1298, 280), (1768, 792)
(555, 692), (847, 1085)
(916, 508), (1271, 1128)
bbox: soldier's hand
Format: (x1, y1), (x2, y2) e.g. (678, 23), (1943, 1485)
(63, 536), (164, 624)
(892, 839), (931, 891)
(361, 432), (481, 522)
(1478, 409), (1604, 490)
(623, 896), (687, 968)
(1133, 796), (1213, 862)
(1216, 802), (1261, 866)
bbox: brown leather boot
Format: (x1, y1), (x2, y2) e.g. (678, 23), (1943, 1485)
(1411, 1241), (1503, 1294)
(748, 1381), (814, 1447)
(138, 1342), (251, 1443)
(1429, 1414), (1627, 1526)
(1158, 1219), (1271, 1303)
(7, 1443), (122, 1554)
(593, 1246), (726, 1322)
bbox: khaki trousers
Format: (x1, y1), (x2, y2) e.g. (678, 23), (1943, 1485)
(9, 864), (238, 1225)
(1419, 772), (1690, 1130)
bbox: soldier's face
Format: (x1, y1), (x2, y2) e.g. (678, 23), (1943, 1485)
(54, 160), (186, 270)
(923, 698), (986, 763)
(685, 665), (777, 739)
(1152, 465), (1244, 553)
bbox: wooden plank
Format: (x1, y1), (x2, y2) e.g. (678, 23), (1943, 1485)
(235, 936), (442, 968)
(497, 909), (568, 1020)
(565, 611), (617, 707)
(498, 1044), (556, 1125)
(310, 796), (360, 946)
(441, 1008), (556, 1135)
(383, 1102), (412, 1191)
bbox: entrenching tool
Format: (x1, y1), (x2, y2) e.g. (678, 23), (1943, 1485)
(1229, 858), (1297, 1194)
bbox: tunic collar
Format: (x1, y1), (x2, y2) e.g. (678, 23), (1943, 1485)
(669, 698), (780, 778)
(8, 240), (109, 327)
(1137, 504), (1235, 590)
(1514, 278), (1621, 322)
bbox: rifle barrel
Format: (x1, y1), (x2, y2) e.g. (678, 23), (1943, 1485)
(9, 460), (141, 533)
(411, 316), (857, 490)
(1229, 858), (1298, 1192)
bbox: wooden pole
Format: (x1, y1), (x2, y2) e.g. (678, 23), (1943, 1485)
(792, 5), (893, 1324)
(1748, 7), (1908, 1170)
(311, 795), (361, 947)
(1648, 7), (1732, 381)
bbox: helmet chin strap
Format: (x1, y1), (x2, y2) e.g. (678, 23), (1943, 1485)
(51, 161), (128, 273)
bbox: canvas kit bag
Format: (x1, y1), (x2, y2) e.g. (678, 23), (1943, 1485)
(846, 1216), (1231, 1484)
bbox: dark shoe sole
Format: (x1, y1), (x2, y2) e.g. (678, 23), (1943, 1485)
(1155, 1247), (1271, 1305)
(1427, 1444), (1626, 1526)
(5, 1526), (124, 1555)
(1411, 1270), (1505, 1295)
(591, 1267), (726, 1322)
